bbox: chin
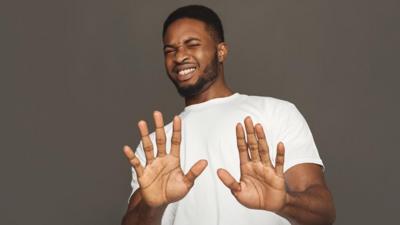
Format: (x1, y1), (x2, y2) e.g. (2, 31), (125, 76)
(177, 77), (199, 88)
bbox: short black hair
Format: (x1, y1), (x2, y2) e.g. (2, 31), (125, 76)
(162, 5), (225, 43)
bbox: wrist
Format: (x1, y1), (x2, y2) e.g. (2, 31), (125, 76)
(275, 192), (291, 215)
(138, 188), (169, 209)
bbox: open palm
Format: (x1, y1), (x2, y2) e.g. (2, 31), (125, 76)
(218, 117), (287, 212)
(124, 112), (207, 207)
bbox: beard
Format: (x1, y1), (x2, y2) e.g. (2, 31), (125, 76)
(169, 53), (219, 98)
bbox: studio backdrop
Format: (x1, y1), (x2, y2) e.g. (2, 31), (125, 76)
(1, 0), (399, 225)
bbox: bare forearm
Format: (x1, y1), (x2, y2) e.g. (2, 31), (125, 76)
(122, 190), (167, 225)
(277, 185), (336, 225)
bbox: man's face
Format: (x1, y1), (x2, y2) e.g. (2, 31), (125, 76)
(163, 18), (219, 97)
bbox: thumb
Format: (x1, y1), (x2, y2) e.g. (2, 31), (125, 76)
(217, 168), (241, 192)
(184, 160), (208, 186)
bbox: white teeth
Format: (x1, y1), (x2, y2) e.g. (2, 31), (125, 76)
(178, 67), (196, 76)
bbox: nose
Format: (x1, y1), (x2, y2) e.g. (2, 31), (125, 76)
(174, 47), (189, 63)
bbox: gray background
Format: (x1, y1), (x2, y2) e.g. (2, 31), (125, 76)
(1, 0), (399, 224)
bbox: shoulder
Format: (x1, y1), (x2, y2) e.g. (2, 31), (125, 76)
(240, 94), (296, 113)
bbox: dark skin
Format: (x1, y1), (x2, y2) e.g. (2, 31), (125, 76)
(122, 18), (335, 225)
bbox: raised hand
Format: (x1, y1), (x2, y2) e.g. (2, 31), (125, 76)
(123, 111), (208, 207)
(217, 117), (287, 212)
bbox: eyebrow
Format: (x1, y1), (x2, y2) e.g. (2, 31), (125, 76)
(163, 37), (201, 50)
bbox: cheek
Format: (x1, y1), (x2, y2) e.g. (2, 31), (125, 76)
(194, 50), (213, 67)
(164, 57), (173, 71)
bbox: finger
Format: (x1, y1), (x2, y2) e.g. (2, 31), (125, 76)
(236, 123), (250, 165)
(255, 124), (272, 167)
(153, 111), (167, 157)
(184, 160), (208, 186)
(138, 120), (154, 165)
(244, 116), (260, 161)
(275, 142), (285, 176)
(123, 145), (144, 177)
(169, 116), (181, 158)
(217, 169), (241, 192)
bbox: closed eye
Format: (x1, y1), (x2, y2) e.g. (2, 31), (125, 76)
(188, 43), (200, 47)
(164, 48), (175, 54)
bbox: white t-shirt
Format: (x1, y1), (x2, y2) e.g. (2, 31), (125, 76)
(130, 93), (323, 225)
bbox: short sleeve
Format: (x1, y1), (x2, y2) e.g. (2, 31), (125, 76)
(278, 103), (324, 172)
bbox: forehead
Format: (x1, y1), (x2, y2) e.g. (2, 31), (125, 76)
(163, 18), (213, 45)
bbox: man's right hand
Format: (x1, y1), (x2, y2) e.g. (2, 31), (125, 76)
(123, 111), (208, 208)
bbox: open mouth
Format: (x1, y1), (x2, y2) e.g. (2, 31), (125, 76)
(177, 67), (197, 81)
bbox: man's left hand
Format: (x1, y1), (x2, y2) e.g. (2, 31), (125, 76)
(217, 116), (287, 213)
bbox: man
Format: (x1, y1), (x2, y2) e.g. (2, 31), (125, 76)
(122, 5), (335, 225)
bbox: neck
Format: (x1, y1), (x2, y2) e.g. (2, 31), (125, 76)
(184, 68), (234, 106)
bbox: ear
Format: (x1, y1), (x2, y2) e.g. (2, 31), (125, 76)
(217, 42), (228, 63)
